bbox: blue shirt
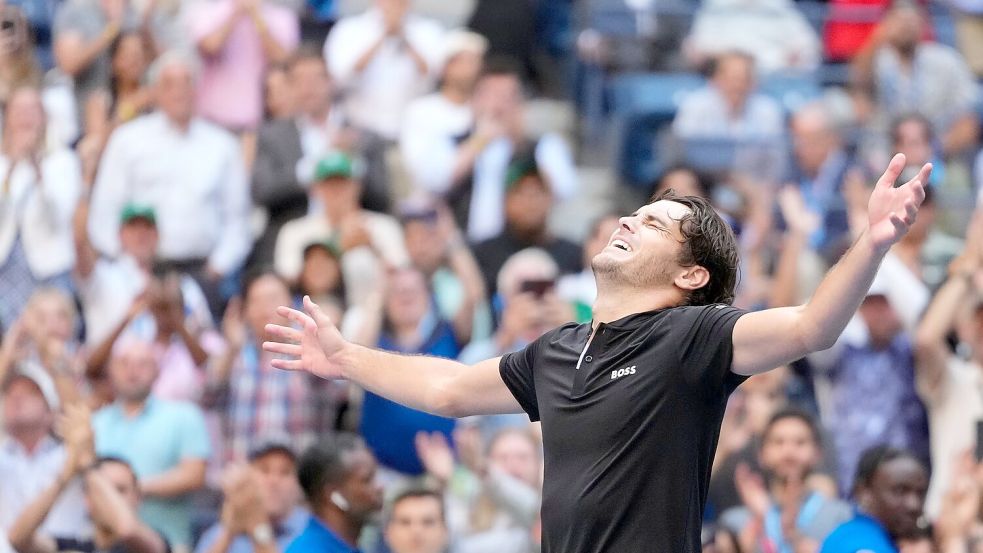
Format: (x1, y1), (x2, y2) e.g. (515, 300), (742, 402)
(194, 508), (309, 553)
(93, 397), (211, 548)
(820, 511), (898, 553)
(285, 516), (359, 553)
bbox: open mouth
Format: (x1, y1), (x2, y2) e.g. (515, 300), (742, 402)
(611, 239), (632, 252)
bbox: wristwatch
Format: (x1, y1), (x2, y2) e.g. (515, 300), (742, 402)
(251, 523), (274, 546)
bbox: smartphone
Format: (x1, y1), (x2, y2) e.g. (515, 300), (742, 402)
(976, 420), (983, 462)
(520, 279), (555, 298)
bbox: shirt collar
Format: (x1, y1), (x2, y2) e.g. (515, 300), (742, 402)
(1, 434), (60, 457)
(303, 516), (359, 552)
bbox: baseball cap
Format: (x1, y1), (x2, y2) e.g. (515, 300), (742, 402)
(504, 155), (543, 191)
(313, 152), (355, 182)
(3, 361), (60, 411)
(302, 238), (342, 259)
(443, 29), (488, 62)
(248, 437), (296, 462)
(120, 203), (157, 225)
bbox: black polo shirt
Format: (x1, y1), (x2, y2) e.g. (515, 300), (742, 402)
(499, 304), (748, 552)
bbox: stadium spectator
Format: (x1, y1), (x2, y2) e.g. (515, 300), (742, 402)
(913, 209), (983, 520)
(287, 434), (383, 552)
(8, 404), (168, 553)
(194, 441), (307, 553)
(0, 4), (41, 105)
(93, 338), (211, 550)
(820, 446), (928, 553)
(471, 156), (581, 296)
(273, 151), (408, 302)
(262, 64), (293, 121)
(323, 0), (444, 141)
(205, 270), (339, 464)
(672, 52), (784, 140)
(0, 364), (86, 536)
(88, 52), (252, 317)
(719, 409), (851, 552)
(808, 280), (929, 497)
(400, 29), (487, 194)
(383, 488), (449, 553)
(189, 0), (299, 132)
(418, 59), (577, 242)
(851, 2), (980, 157)
(104, 31), (154, 126)
(685, 0), (821, 73)
(950, 0), (983, 78)
(0, 87), (81, 331)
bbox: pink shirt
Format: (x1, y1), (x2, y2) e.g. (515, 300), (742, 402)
(190, 0), (299, 130)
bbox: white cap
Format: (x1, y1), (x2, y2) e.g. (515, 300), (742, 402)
(6, 361), (60, 411)
(442, 29), (488, 64)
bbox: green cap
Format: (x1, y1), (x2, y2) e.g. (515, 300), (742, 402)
(314, 152), (355, 181)
(504, 156), (541, 191)
(120, 203), (157, 225)
(303, 238), (343, 259)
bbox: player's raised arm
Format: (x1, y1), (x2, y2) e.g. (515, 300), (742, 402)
(262, 296), (522, 417)
(730, 153), (930, 376)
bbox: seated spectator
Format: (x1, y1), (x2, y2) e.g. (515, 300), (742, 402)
(323, 0), (444, 141)
(273, 151), (409, 305)
(808, 282), (929, 497)
(104, 31), (154, 126)
(950, 1), (983, 78)
(0, 365), (86, 536)
(648, 165), (714, 200)
(357, 266), (472, 476)
(557, 213), (621, 323)
(189, 0), (298, 132)
(685, 0), (820, 73)
(416, 426), (541, 553)
(294, 241), (345, 312)
(195, 441), (308, 553)
(787, 102), (853, 262)
(88, 51), (252, 318)
(93, 339), (211, 550)
(415, 59), (577, 242)
(399, 200), (489, 342)
(719, 409), (851, 552)
(672, 52), (784, 140)
(851, 2), (980, 157)
(287, 434), (383, 553)
(0, 87), (81, 331)
(383, 488), (449, 553)
(0, 4), (41, 106)
(400, 29), (487, 193)
(262, 64), (293, 121)
(471, 156), (581, 296)
(8, 404), (168, 553)
(913, 209), (983, 519)
(205, 270), (339, 464)
(820, 446), (928, 553)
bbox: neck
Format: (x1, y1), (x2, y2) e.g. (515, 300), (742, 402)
(392, 323), (421, 348)
(315, 507), (361, 547)
(324, 204), (355, 225)
(166, 113), (191, 133)
(305, 104), (330, 123)
(11, 428), (47, 454)
(769, 474), (809, 506)
(442, 82), (470, 105)
(120, 397), (148, 417)
(591, 284), (682, 325)
(508, 224), (547, 245)
(117, 80), (140, 95)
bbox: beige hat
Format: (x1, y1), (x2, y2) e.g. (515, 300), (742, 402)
(443, 29), (488, 63)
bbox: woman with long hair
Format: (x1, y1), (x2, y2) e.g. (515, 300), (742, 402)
(0, 5), (41, 107)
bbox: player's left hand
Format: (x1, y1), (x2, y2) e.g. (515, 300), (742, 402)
(867, 153), (930, 254)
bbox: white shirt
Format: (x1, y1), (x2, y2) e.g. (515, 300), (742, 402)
(917, 357), (983, 519)
(0, 149), (81, 279)
(672, 86), (785, 139)
(88, 112), (252, 274)
(324, 8), (445, 140)
(467, 133), (578, 242)
(294, 110), (347, 187)
(399, 92), (473, 193)
(0, 436), (89, 536)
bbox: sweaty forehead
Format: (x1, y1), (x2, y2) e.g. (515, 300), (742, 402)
(638, 200), (693, 223)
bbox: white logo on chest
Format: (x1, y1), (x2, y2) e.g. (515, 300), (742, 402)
(611, 365), (637, 380)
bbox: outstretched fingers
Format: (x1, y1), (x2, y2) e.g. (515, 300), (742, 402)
(302, 295), (333, 328)
(270, 358), (305, 371)
(877, 153), (906, 189)
(264, 322), (302, 343)
(276, 305), (315, 329)
(262, 341), (301, 357)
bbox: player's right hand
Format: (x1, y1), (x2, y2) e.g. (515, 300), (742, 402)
(263, 295), (348, 380)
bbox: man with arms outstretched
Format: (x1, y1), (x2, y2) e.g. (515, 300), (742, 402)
(264, 155), (930, 552)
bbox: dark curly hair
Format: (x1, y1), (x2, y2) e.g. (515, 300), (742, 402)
(650, 189), (740, 306)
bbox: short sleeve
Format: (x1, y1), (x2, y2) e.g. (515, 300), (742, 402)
(673, 305), (748, 394)
(499, 338), (545, 422)
(176, 404), (212, 461)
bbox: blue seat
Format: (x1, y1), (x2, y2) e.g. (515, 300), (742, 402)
(759, 72), (823, 113)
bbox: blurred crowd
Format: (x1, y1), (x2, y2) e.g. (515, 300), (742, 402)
(0, 0), (982, 551)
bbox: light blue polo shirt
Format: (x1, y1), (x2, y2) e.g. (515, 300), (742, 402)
(93, 397), (211, 548)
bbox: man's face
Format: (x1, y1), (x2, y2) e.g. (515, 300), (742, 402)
(337, 449), (384, 521)
(108, 341), (159, 403)
(473, 74), (522, 124)
(713, 55), (754, 111)
(385, 496), (448, 553)
(155, 63), (195, 125)
(403, 218), (443, 275)
(592, 201), (689, 291)
(299, 247), (341, 297)
(887, 7), (922, 56)
(2, 378), (52, 434)
(504, 176), (552, 235)
(894, 120), (932, 168)
(245, 275), (292, 335)
(583, 215), (621, 268)
(96, 461), (141, 511)
(290, 59), (332, 117)
(858, 295), (902, 348)
(313, 177), (359, 214)
(791, 111), (836, 176)
(759, 418), (819, 483)
(119, 218), (158, 265)
(444, 51), (483, 91)
(384, 269), (430, 330)
(377, 0), (409, 22)
(861, 457), (928, 540)
(253, 451), (300, 522)
(489, 431), (540, 488)
(25, 294), (74, 343)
